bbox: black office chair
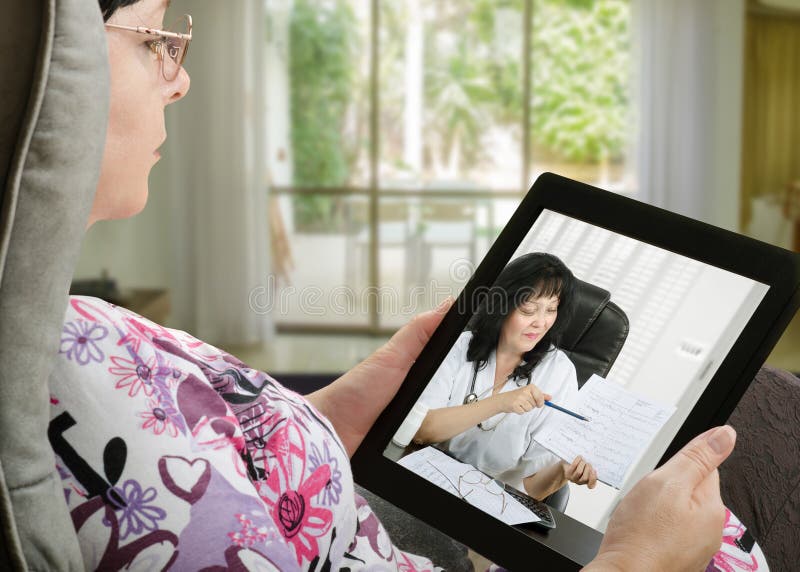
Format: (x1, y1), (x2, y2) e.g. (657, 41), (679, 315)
(560, 278), (630, 389)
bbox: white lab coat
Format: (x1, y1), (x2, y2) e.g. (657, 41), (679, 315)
(416, 331), (579, 490)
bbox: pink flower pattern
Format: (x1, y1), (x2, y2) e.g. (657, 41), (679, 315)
(255, 420), (333, 565)
(228, 513), (275, 548)
(108, 355), (159, 397)
(138, 396), (181, 437)
(708, 509), (760, 572)
(190, 415), (248, 478)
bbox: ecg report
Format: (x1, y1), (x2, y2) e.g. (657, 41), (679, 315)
(534, 375), (676, 489)
(387, 209), (769, 533)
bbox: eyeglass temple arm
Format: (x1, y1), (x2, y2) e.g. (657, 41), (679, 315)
(104, 22), (191, 40)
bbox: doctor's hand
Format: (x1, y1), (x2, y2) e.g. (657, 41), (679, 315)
(562, 456), (598, 489)
(495, 384), (551, 415)
(583, 425), (736, 572)
(307, 298), (454, 458)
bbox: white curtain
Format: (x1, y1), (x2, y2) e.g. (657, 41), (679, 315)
(164, 0), (273, 346)
(632, 0), (744, 230)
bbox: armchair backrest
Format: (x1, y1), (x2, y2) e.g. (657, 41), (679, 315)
(559, 279), (630, 388)
(0, 1), (109, 568)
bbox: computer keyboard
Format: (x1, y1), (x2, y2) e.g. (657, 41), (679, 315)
(503, 485), (557, 530)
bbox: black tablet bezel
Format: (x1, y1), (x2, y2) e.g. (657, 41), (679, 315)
(351, 173), (800, 571)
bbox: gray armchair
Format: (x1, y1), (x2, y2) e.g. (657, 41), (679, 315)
(0, 1), (109, 569)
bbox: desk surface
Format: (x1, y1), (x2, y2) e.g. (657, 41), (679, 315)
(382, 442), (603, 567)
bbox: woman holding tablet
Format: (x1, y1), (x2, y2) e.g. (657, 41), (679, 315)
(27, 0), (739, 569)
(413, 253), (599, 500)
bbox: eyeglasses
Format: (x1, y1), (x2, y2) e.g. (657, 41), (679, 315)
(425, 461), (509, 515)
(457, 470), (507, 514)
(105, 14), (192, 81)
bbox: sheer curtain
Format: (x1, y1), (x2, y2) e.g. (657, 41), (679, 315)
(164, 0), (273, 346)
(632, 0), (745, 231)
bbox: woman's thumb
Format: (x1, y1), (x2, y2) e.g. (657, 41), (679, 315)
(382, 297), (454, 366)
(662, 425), (736, 488)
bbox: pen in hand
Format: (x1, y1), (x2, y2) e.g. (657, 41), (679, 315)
(544, 400), (591, 422)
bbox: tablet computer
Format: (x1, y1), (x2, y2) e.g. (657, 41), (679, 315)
(351, 173), (800, 571)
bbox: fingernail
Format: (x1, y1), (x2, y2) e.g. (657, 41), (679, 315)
(707, 425), (735, 455)
(435, 296), (454, 312)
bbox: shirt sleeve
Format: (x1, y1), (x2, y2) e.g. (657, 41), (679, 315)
(516, 351), (579, 477)
(415, 331), (472, 410)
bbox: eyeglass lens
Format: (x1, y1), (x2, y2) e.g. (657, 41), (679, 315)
(162, 15), (190, 80)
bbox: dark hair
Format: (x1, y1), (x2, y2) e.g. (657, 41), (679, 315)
(467, 252), (576, 381)
(99, 0), (141, 21)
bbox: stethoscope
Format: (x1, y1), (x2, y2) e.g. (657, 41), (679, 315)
(462, 361), (532, 405)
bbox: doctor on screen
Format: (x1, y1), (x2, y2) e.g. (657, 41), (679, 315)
(413, 253), (598, 500)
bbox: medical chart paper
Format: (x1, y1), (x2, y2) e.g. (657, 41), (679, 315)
(534, 375), (676, 489)
(398, 446), (539, 526)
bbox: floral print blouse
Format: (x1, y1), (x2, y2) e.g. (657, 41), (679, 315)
(49, 296), (437, 571)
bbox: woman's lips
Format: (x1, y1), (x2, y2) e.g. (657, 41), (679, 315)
(524, 332), (540, 340)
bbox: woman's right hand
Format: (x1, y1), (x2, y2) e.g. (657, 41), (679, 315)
(583, 425), (736, 572)
(494, 384), (551, 415)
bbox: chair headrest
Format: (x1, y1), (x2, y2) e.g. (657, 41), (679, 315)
(560, 279), (612, 349)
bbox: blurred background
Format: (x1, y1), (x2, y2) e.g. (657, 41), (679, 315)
(74, 0), (799, 377)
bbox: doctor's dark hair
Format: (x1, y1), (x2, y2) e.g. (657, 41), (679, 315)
(466, 252), (576, 381)
(99, 0), (141, 21)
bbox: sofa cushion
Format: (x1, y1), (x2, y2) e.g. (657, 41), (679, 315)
(720, 366), (800, 571)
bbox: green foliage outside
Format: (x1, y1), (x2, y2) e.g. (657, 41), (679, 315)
(531, 0), (630, 163)
(463, 0), (630, 164)
(422, 20), (509, 172)
(286, 0), (629, 229)
(288, 0), (357, 230)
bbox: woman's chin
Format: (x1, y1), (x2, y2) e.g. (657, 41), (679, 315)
(116, 184), (149, 219)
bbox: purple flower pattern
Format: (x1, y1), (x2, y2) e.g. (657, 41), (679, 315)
(107, 479), (167, 540)
(60, 320), (108, 365)
(52, 297), (442, 571)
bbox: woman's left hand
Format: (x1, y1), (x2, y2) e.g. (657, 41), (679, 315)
(563, 455), (598, 489)
(307, 298), (454, 457)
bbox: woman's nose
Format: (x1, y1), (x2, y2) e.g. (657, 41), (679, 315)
(529, 311), (545, 326)
(164, 66), (191, 104)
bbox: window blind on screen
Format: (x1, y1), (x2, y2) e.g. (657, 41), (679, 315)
(519, 211), (702, 387)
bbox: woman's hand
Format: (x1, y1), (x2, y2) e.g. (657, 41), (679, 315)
(522, 455), (596, 500)
(562, 455), (598, 489)
(494, 384), (551, 415)
(307, 298), (454, 457)
(583, 425), (736, 572)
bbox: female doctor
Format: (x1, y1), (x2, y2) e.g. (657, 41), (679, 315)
(413, 253), (598, 500)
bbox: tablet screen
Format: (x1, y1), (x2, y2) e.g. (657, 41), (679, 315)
(384, 208), (769, 533)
